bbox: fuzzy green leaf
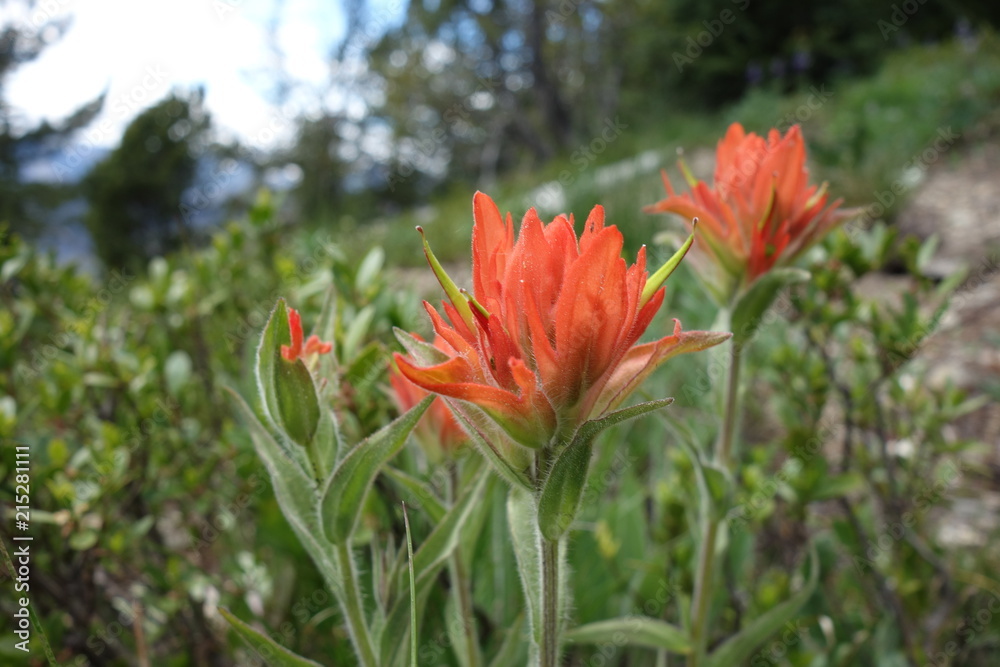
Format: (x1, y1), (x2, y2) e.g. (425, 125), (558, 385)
(565, 617), (692, 653)
(537, 438), (593, 541)
(219, 607), (323, 667)
(226, 387), (341, 591)
(256, 298), (321, 451)
(321, 395), (433, 543)
(538, 398), (674, 540)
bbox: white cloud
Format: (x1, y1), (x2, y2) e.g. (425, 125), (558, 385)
(4, 0), (353, 147)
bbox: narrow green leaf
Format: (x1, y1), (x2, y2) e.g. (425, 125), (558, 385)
(257, 299), (290, 439)
(321, 395), (433, 543)
(379, 470), (489, 666)
(310, 407), (339, 483)
(578, 398), (675, 447)
(343, 304), (375, 362)
(488, 614), (527, 667)
(731, 268), (810, 345)
(402, 503), (417, 667)
(356, 246), (385, 293)
(705, 545), (820, 667)
(219, 607), (324, 667)
(277, 358), (322, 450)
(383, 467), (448, 523)
(915, 234), (939, 274)
(565, 617), (692, 653)
(226, 387), (342, 593)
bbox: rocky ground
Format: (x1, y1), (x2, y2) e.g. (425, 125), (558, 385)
(893, 139), (1000, 546)
(896, 139), (1000, 451)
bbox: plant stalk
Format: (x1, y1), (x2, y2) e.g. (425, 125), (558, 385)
(449, 463), (483, 667)
(689, 342), (743, 666)
(717, 343), (742, 468)
(334, 541), (379, 667)
(540, 536), (561, 667)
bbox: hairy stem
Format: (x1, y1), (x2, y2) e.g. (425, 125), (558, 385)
(334, 541), (378, 667)
(540, 536), (561, 667)
(449, 463), (483, 667)
(690, 342), (743, 665)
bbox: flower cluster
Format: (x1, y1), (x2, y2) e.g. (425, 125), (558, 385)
(393, 192), (730, 449)
(645, 123), (854, 303)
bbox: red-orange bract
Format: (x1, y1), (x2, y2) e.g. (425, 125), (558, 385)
(390, 336), (468, 459)
(280, 307), (333, 363)
(394, 192), (730, 449)
(645, 123), (853, 303)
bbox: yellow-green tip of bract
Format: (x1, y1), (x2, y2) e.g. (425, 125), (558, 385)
(417, 225), (475, 331)
(640, 218), (698, 308)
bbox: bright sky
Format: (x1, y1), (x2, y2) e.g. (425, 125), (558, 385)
(3, 0), (373, 149)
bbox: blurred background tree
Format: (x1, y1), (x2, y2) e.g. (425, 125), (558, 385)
(0, 0), (104, 239)
(83, 90), (210, 268)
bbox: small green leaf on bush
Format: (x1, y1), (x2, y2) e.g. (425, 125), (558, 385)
(355, 246), (385, 293)
(342, 304), (375, 362)
(810, 472), (865, 502)
(69, 530), (98, 551)
(164, 350), (192, 396)
(705, 544), (820, 667)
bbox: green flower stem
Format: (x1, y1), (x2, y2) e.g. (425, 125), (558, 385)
(717, 343), (743, 468)
(449, 463), (483, 667)
(689, 519), (720, 666)
(689, 342), (744, 666)
(333, 541), (379, 667)
(540, 536), (561, 667)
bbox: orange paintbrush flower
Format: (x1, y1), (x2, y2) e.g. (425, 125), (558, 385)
(394, 192), (730, 449)
(645, 123), (853, 303)
(280, 307), (333, 363)
(390, 336), (469, 458)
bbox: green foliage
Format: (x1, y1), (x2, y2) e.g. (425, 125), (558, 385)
(3, 27), (999, 666)
(0, 196), (412, 663)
